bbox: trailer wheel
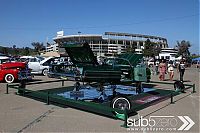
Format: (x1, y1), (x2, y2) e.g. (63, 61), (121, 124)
(174, 81), (185, 92)
(111, 96), (131, 115)
(4, 74), (15, 83)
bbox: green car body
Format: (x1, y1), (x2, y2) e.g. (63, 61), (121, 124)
(61, 42), (151, 83)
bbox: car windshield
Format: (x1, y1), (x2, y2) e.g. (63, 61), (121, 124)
(104, 58), (114, 65)
(0, 59), (10, 64)
(104, 58), (130, 66)
(36, 56), (45, 61)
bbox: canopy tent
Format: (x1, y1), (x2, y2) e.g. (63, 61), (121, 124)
(192, 57), (200, 61)
(0, 53), (6, 56)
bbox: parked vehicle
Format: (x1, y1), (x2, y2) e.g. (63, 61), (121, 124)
(191, 57), (200, 68)
(0, 56), (32, 83)
(147, 58), (154, 67)
(62, 42), (150, 83)
(0, 56), (10, 64)
(196, 61), (200, 68)
(47, 57), (76, 79)
(20, 56), (54, 76)
(104, 56), (151, 82)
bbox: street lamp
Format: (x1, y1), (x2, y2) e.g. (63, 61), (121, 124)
(78, 31), (81, 42)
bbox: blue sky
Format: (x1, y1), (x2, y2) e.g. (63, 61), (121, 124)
(0, 0), (199, 53)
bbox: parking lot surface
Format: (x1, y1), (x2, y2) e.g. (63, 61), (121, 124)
(0, 67), (199, 133)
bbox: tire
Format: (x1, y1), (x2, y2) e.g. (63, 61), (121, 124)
(42, 69), (48, 76)
(4, 74), (15, 83)
(111, 96), (131, 115)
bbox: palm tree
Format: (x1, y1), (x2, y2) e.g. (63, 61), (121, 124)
(12, 45), (19, 56)
(175, 40), (191, 60)
(2, 47), (8, 55)
(31, 42), (45, 55)
(143, 39), (161, 58)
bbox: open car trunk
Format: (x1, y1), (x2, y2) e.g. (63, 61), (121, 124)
(61, 43), (98, 66)
(61, 42), (121, 83)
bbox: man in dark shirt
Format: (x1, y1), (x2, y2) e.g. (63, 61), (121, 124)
(178, 60), (185, 81)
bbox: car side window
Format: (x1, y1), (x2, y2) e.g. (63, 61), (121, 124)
(42, 59), (52, 66)
(29, 58), (37, 62)
(105, 59), (114, 65)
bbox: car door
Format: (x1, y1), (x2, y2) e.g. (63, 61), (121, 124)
(28, 58), (40, 72)
(114, 58), (132, 80)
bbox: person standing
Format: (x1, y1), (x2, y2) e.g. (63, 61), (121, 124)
(155, 60), (159, 75)
(168, 64), (174, 81)
(178, 60), (185, 81)
(159, 60), (166, 81)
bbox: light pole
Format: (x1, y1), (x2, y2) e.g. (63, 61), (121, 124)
(78, 31), (81, 42)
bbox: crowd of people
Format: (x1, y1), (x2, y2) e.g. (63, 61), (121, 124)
(149, 59), (186, 81)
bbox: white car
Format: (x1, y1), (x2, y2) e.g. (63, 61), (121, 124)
(0, 56), (10, 64)
(20, 56), (54, 76)
(147, 58), (155, 67)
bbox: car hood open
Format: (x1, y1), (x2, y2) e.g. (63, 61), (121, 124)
(61, 42), (98, 66)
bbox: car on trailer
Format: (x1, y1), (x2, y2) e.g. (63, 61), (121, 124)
(60, 42), (150, 111)
(11, 42), (193, 127)
(104, 55), (151, 83)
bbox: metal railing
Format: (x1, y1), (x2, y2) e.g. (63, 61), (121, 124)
(6, 80), (196, 128)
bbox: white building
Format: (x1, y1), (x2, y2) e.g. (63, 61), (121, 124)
(53, 31), (168, 57)
(157, 48), (178, 61)
(40, 43), (60, 57)
(46, 43), (59, 52)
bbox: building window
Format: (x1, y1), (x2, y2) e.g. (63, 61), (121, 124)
(166, 56), (170, 60)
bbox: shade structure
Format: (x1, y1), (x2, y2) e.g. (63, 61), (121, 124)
(192, 57), (200, 61)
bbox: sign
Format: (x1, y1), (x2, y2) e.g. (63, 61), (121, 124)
(127, 115), (195, 131)
(70, 91), (84, 97)
(57, 31), (64, 37)
(135, 96), (162, 104)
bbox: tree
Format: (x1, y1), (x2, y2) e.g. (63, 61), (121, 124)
(12, 45), (19, 56)
(20, 47), (31, 56)
(153, 44), (161, 56)
(12, 45), (16, 49)
(125, 44), (135, 53)
(175, 40), (191, 60)
(2, 47), (8, 55)
(31, 42), (45, 55)
(143, 39), (161, 58)
(24, 47), (30, 55)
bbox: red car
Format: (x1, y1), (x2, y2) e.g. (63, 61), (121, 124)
(0, 56), (32, 83)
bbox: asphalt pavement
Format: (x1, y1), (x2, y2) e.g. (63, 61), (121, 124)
(0, 67), (199, 133)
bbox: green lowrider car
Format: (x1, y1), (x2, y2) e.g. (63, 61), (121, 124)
(61, 42), (151, 84)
